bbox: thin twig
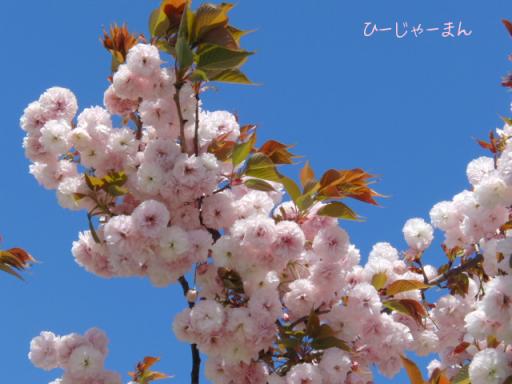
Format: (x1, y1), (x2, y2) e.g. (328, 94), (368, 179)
(428, 253), (484, 286)
(178, 276), (201, 383)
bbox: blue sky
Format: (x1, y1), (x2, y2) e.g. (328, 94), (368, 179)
(1, 0), (512, 382)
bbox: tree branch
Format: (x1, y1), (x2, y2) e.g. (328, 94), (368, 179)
(174, 81), (188, 154)
(178, 275), (201, 384)
(428, 253), (484, 286)
(193, 83), (201, 156)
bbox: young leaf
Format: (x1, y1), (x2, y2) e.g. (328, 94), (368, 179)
(176, 35), (194, 69)
(386, 280), (431, 296)
(451, 365), (470, 384)
(244, 153), (281, 182)
(0, 248), (35, 280)
(198, 44), (253, 71)
(193, 3), (234, 42)
(244, 178), (275, 192)
(319, 168), (381, 205)
(316, 201), (358, 220)
(149, 6), (170, 37)
(85, 174), (105, 191)
(102, 24), (140, 72)
(210, 69), (254, 84)
(258, 140), (296, 164)
(280, 176), (301, 202)
(232, 133), (256, 166)
(384, 299), (427, 325)
(503, 19), (512, 37)
(371, 272), (388, 290)
(300, 161), (316, 187)
(129, 356), (171, 384)
(400, 355), (425, 384)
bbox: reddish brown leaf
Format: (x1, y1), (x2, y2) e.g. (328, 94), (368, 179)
(319, 168), (382, 205)
(453, 341), (470, 354)
(503, 19), (512, 37)
(300, 161), (316, 187)
(258, 140), (296, 165)
(102, 24), (141, 71)
(129, 356), (170, 384)
(400, 355), (425, 384)
(502, 73), (512, 87)
(162, 0), (190, 31)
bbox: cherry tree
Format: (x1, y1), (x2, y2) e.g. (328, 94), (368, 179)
(21, 1), (512, 383)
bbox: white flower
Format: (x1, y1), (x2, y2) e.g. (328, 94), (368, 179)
(469, 348), (511, 384)
(67, 345), (104, 378)
(159, 226), (190, 261)
(39, 119), (71, 154)
(402, 218), (434, 250)
(189, 300), (225, 335)
(126, 44), (162, 77)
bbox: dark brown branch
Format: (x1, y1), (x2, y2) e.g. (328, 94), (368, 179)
(178, 275), (201, 384)
(193, 83), (201, 156)
(428, 253), (484, 286)
(130, 112), (143, 141)
(174, 80), (188, 154)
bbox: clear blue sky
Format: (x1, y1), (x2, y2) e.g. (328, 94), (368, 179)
(1, 0), (511, 382)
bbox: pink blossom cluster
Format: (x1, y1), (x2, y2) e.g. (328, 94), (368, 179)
(419, 124), (512, 384)
(29, 328), (122, 384)
(24, 42), (512, 384)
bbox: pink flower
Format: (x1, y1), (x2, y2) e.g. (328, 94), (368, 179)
(39, 87), (78, 121)
(104, 85), (138, 116)
(312, 226), (350, 261)
(202, 191), (237, 230)
(29, 331), (59, 371)
(126, 44), (162, 77)
(190, 300), (225, 335)
(131, 200), (169, 238)
(286, 363), (322, 384)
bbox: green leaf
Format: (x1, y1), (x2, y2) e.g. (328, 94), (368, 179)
(316, 201), (358, 220)
(280, 176), (301, 202)
(85, 174), (104, 191)
(244, 153), (281, 182)
(386, 279), (431, 296)
(384, 299), (427, 326)
(210, 69), (254, 84)
(371, 272), (388, 290)
(156, 40), (175, 55)
(244, 179), (276, 192)
(189, 69), (209, 82)
(176, 35), (194, 69)
(306, 310), (320, 336)
(451, 365), (470, 384)
(192, 3), (234, 41)
(149, 7), (170, 37)
(198, 44), (253, 71)
(296, 193), (316, 212)
(232, 133), (256, 166)
(227, 25), (253, 42)
(311, 336), (350, 351)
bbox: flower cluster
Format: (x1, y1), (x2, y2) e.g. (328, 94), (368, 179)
(24, 19), (512, 384)
(29, 328), (122, 384)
